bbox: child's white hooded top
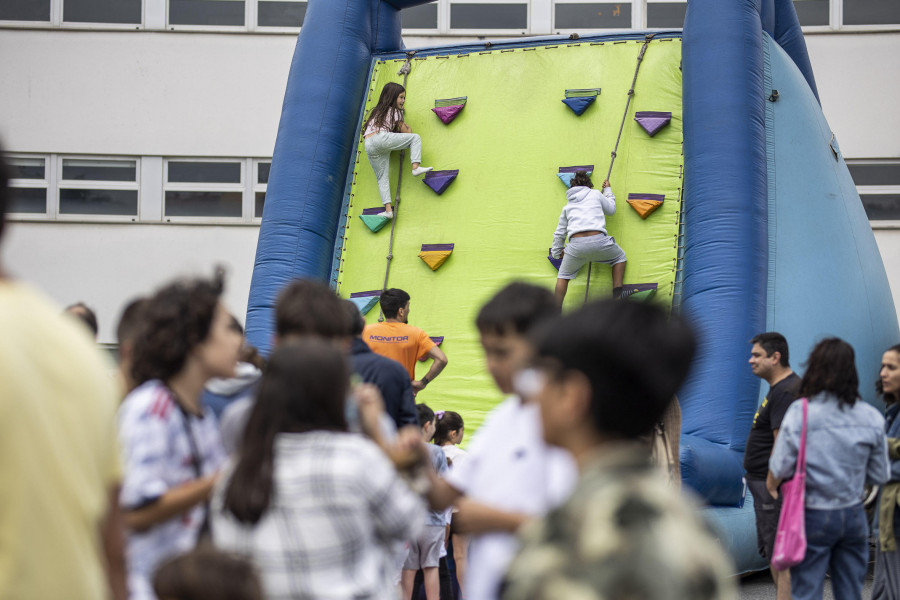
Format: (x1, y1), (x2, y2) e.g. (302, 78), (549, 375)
(550, 185), (617, 259)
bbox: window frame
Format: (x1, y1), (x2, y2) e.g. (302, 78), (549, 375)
(850, 158), (900, 229)
(253, 158), (270, 221)
(55, 155), (142, 222)
(162, 157), (249, 224)
(552, 0), (641, 33)
(6, 154), (53, 219)
(165, 0), (249, 32)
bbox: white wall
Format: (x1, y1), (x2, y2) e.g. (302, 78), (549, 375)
(1, 221), (259, 343)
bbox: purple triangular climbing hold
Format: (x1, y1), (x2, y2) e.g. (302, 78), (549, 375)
(634, 111), (672, 137)
(548, 248), (563, 271)
(432, 104), (465, 124)
(423, 170), (459, 195)
(562, 96), (596, 116)
(558, 165), (594, 188)
(430, 336), (444, 346)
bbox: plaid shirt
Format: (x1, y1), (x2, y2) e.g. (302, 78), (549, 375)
(211, 431), (425, 600)
(118, 380), (227, 600)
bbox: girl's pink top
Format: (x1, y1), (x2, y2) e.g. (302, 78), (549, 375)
(363, 108), (402, 137)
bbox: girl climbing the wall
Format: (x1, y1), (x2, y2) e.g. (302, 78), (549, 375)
(363, 82), (432, 219)
(550, 171), (627, 304)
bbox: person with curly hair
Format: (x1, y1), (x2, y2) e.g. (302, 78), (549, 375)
(118, 269), (242, 600)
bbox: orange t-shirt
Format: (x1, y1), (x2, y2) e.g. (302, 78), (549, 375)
(363, 321), (436, 380)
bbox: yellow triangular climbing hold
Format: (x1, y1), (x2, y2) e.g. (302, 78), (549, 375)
(418, 243), (454, 271)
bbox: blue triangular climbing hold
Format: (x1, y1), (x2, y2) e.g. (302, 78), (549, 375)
(349, 290), (381, 315)
(558, 165), (594, 188)
(423, 170), (459, 195)
(634, 111), (672, 137)
(562, 96), (596, 116)
(548, 248), (563, 271)
(359, 207), (390, 232)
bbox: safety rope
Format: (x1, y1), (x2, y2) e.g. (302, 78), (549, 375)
(378, 51), (416, 321)
(583, 34), (656, 305)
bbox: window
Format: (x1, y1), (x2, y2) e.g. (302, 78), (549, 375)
(555, 2), (632, 30)
(169, 0), (245, 27)
(450, 1), (528, 31)
(793, 0), (829, 26)
(164, 159), (244, 218)
(257, 0), (305, 27)
(64, 0), (141, 24)
(0, 0), (51, 21)
(254, 160), (269, 219)
(843, 0), (900, 26)
(403, 2), (438, 29)
(647, 0), (685, 28)
(7, 157), (49, 214)
(58, 158), (139, 216)
(849, 160), (900, 223)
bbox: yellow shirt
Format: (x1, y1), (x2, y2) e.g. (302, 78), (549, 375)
(0, 281), (121, 600)
(362, 321), (435, 380)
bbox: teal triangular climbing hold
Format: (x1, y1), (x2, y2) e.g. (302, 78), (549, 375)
(620, 283), (658, 302)
(359, 207), (390, 233)
(562, 89), (601, 116)
(349, 290), (382, 315)
(558, 165), (594, 188)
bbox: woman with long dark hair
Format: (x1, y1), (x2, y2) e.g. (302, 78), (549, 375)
(873, 343), (900, 599)
(118, 270), (241, 600)
(768, 338), (888, 600)
(211, 340), (424, 600)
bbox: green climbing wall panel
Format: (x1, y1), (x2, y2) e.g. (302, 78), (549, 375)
(336, 38), (684, 436)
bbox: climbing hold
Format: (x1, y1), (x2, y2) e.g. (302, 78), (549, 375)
(419, 336), (444, 361)
(620, 283), (658, 301)
(418, 243), (454, 271)
(634, 111), (672, 137)
(359, 207), (391, 232)
(432, 97), (467, 124)
(349, 290), (382, 315)
(627, 193), (665, 219)
(558, 165), (594, 188)
(547, 248), (563, 271)
(562, 88), (601, 116)
(423, 170), (459, 195)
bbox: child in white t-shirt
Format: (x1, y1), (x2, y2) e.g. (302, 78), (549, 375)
(434, 410), (469, 598)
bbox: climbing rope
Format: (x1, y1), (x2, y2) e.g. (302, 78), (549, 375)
(378, 51), (416, 321)
(584, 34), (656, 305)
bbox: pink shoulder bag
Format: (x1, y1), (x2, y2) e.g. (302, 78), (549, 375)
(771, 397), (808, 571)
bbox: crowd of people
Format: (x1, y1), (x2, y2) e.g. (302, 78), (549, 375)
(4, 140), (900, 600)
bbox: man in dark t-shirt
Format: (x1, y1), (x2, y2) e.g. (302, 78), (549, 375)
(744, 332), (801, 600)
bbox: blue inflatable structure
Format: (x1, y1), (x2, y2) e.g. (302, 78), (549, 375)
(246, 0), (899, 573)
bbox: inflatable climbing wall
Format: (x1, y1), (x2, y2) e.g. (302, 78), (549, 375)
(334, 35), (684, 433)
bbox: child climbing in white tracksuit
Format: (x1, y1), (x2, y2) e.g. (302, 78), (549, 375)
(551, 170), (627, 304)
(362, 82), (432, 219)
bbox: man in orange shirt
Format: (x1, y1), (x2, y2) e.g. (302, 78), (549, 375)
(364, 288), (448, 394)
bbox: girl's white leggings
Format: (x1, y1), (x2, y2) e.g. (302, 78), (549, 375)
(364, 132), (423, 205)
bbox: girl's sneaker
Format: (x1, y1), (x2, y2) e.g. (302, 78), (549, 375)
(411, 166), (433, 177)
(377, 211), (393, 219)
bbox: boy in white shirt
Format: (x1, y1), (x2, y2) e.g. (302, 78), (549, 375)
(425, 283), (577, 600)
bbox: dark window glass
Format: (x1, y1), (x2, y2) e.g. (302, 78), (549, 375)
(59, 189), (138, 215)
(169, 0), (245, 26)
(0, 0), (50, 21)
(450, 3), (527, 29)
(9, 188), (46, 213)
(257, 1), (305, 27)
(844, 0), (900, 24)
(404, 2), (438, 28)
(861, 194), (900, 220)
(168, 161), (241, 184)
(793, 0), (828, 26)
(62, 159), (136, 182)
(9, 158), (45, 180)
(258, 162), (271, 184)
(647, 2), (685, 28)
(255, 191), (266, 218)
(165, 191), (243, 217)
(555, 3), (631, 29)
(849, 163), (900, 186)
(64, 0), (142, 23)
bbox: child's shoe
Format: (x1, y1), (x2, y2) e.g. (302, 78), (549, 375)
(377, 211), (393, 219)
(411, 166), (433, 177)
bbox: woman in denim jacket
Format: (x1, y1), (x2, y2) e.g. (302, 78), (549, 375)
(873, 343), (900, 599)
(768, 337), (888, 600)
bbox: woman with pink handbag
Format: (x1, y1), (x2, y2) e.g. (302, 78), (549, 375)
(768, 338), (889, 600)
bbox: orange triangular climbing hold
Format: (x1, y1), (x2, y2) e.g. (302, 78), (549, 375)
(418, 243), (454, 271)
(627, 193), (665, 219)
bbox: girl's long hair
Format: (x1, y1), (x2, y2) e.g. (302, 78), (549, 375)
(363, 82), (405, 134)
(433, 410), (464, 446)
(877, 343), (900, 405)
(223, 340), (349, 524)
(799, 337), (860, 408)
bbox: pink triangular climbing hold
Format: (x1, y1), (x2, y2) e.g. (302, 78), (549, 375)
(432, 97), (467, 124)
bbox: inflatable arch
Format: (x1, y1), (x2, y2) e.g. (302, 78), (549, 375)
(246, 0), (898, 573)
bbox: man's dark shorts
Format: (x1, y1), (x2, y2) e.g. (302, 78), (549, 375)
(747, 478), (782, 561)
